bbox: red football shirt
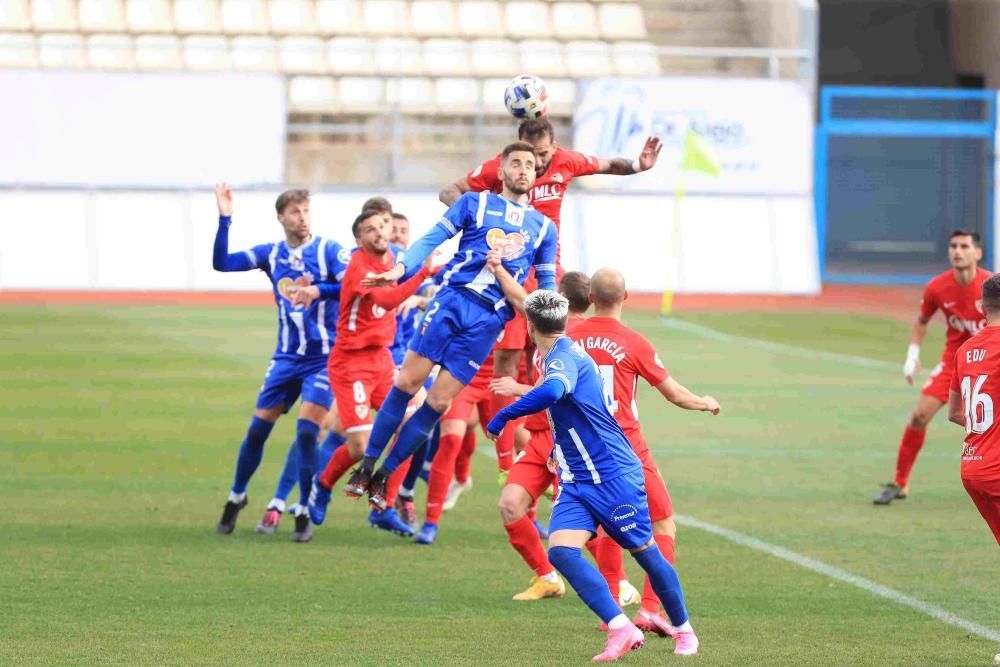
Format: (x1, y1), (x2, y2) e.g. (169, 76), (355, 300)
(920, 268), (992, 362)
(525, 315), (587, 431)
(569, 317), (669, 450)
(335, 248), (431, 351)
(466, 146), (600, 263)
(950, 325), (1000, 480)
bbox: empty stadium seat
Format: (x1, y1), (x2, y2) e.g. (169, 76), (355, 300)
(542, 76), (576, 113)
(315, 0), (362, 35)
(611, 41), (659, 76)
(434, 76), (480, 114)
(410, 0), (454, 37)
(230, 35), (277, 70)
(125, 0), (173, 33)
(0, 32), (38, 67)
(373, 36), (421, 74)
(221, 0), (267, 34)
(480, 77), (509, 115)
(504, 2), (551, 39)
(469, 38), (517, 76)
(565, 39), (610, 77)
(269, 0), (313, 34)
(32, 0), (78, 31)
(182, 34), (230, 69)
(288, 75), (337, 112)
(338, 75), (383, 110)
(385, 76), (433, 112)
(87, 33), (134, 68)
(551, 2), (598, 39)
(363, 0), (408, 36)
(0, 0), (31, 30)
(38, 32), (86, 67)
(598, 2), (646, 40)
(134, 34), (181, 68)
(518, 39), (564, 77)
(279, 36), (326, 73)
(327, 36), (373, 74)
(79, 0), (126, 32)
(456, 1), (502, 38)
(422, 38), (469, 76)
(173, 0), (221, 33)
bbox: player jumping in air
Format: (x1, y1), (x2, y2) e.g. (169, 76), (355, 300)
(342, 141), (558, 511)
(440, 118), (663, 480)
(211, 184), (349, 542)
(485, 290), (699, 659)
(874, 230), (992, 505)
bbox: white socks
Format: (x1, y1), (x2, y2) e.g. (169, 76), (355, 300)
(540, 571), (560, 584)
(228, 491), (246, 504)
(607, 614), (629, 630)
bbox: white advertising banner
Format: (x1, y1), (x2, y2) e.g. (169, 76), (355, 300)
(573, 78), (813, 195)
(0, 71), (286, 187)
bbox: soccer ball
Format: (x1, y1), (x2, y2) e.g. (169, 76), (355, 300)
(504, 74), (548, 119)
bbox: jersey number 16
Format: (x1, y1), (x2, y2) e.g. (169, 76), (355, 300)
(961, 374), (995, 434)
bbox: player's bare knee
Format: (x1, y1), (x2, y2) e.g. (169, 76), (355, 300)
(909, 410), (932, 430)
(346, 435), (365, 460)
(426, 393), (453, 414)
(498, 488), (529, 523)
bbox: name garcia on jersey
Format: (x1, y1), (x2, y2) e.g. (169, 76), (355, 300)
(575, 336), (626, 364)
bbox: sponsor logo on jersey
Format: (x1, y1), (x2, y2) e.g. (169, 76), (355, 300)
(505, 207), (523, 226)
(486, 228), (527, 259)
(962, 443), (983, 462)
(531, 183), (563, 203)
(947, 314), (986, 336)
(338, 248), (351, 264)
(277, 276), (311, 303)
(943, 301), (957, 308)
(468, 360), (481, 370)
(547, 359), (565, 372)
(372, 304), (386, 318)
(486, 210), (502, 216)
(611, 504), (639, 531)
(550, 172), (564, 184)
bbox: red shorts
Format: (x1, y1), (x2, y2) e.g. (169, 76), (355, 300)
(626, 430), (673, 522)
(495, 312), (528, 351)
(329, 346), (395, 433)
(921, 359), (953, 403)
(962, 476), (1000, 545)
(445, 382), (490, 425)
(506, 428), (555, 499)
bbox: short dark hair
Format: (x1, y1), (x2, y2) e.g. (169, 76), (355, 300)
(502, 141), (536, 162)
(951, 229), (982, 248)
(392, 212), (408, 221)
(362, 196), (392, 214)
(518, 118), (554, 143)
(983, 274), (1000, 316)
(559, 271), (591, 315)
(352, 209), (382, 239)
(275, 188), (309, 215)
(524, 290), (569, 335)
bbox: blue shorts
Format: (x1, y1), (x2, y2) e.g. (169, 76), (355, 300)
(407, 288), (507, 385)
(549, 467), (652, 550)
(256, 355), (333, 412)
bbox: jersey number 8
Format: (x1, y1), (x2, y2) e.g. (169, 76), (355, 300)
(961, 374), (994, 434)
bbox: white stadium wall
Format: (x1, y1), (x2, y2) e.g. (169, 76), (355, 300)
(0, 188), (819, 294)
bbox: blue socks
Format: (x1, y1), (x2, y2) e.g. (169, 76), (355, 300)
(548, 546), (622, 624)
(364, 387), (414, 459)
(232, 416), (275, 494)
(632, 543), (689, 626)
(295, 419), (321, 506)
(273, 430), (344, 505)
(400, 438), (428, 496)
(382, 402), (444, 473)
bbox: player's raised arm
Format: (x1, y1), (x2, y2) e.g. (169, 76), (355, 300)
(596, 136), (663, 175)
(439, 176), (472, 206)
(654, 377), (720, 415)
(212, 183), (265, 273)
(532, 218), (558, 291)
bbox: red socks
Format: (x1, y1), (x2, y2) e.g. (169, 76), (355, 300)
(454, 428), (476, 485)
(319, 444), (358, 489)
(425, 433), (463, 524)
(593, 536), (624, 603)
(641, 534), (676, 612)
(505, 515), (553, 576)
(894, 426), (926, 487)
(490, 394), (516, 472)
(385, 461), (408, 507)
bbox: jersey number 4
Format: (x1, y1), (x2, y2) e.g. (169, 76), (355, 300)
(961, 374), (995, 434)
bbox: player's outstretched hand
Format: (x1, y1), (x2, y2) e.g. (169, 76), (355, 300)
(638, 136), (663, 171)
(702, 396), (721, 415)
(485, 428), (500, 442)
(215, 182), (233, 217)
(290, 284), (319, 309)
(423, 251), (442, 274)
(399, 295), (426, 319)
(903, 358), (921, 385)
(546, 452), (558, 474)
(361, 263), (404, 287)
(489, 376), (525, 398)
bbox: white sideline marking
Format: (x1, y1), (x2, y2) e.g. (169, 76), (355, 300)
(661, 317), (899, 372)
(674, 514), (1000, 642)
(479, 445), (998, 641)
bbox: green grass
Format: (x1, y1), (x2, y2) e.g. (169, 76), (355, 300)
(1, 304), (996, 666)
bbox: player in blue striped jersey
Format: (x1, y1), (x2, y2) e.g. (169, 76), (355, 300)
(211, 184), (349, 542)
(485, 289), (699, 659)
(342, 142), (558, 511)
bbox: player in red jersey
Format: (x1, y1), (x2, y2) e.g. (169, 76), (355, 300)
(949, 272), (1000, 549)
(874, 230), (992, 505)
(440, 118), (664, 481)
(306, 210), (436, 534)
(570, 268), (719, 636)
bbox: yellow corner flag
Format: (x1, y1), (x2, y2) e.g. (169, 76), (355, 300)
(662, 130), (721, 316)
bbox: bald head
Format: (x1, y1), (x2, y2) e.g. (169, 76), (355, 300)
(590, 268), (627, 308)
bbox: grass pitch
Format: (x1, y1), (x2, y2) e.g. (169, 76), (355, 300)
(1, 304), (997, 666)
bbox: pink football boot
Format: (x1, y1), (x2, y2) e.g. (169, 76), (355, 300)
(592, 624), (644, 662)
